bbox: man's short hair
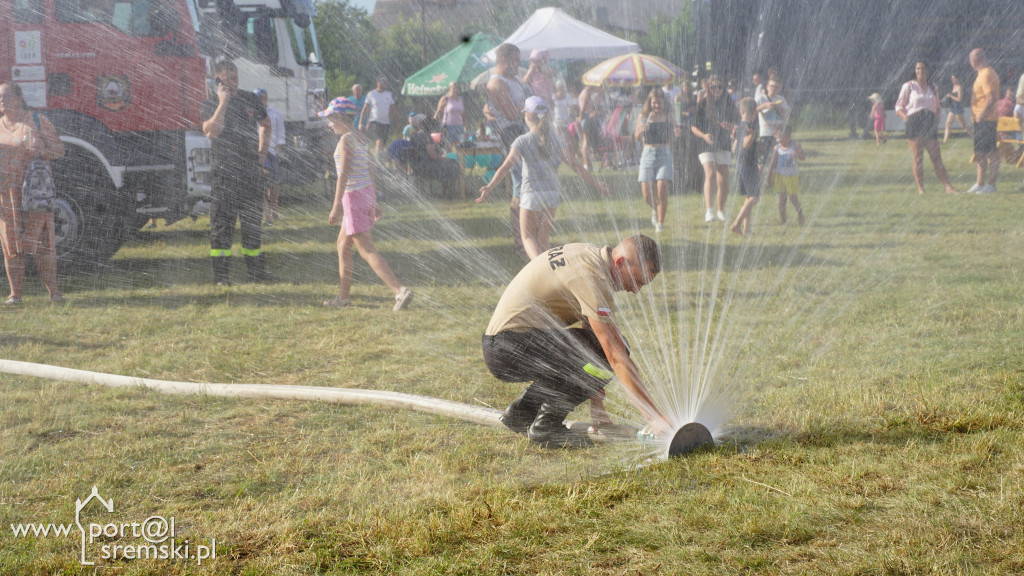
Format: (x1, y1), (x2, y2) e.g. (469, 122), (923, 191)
(215, 60), (237, 74)
(623, 235), (661, 275)
(496, 43), (520, 62)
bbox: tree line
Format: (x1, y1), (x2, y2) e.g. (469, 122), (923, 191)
(314, 0), (695, 101)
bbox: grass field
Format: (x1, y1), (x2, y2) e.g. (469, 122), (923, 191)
(1, 130), (1022, 575)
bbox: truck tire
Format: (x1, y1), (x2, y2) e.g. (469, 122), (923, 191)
(51, 153), (133, 274)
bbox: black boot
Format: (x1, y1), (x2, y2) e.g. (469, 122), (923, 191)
(212, 257), (230, 285)
(245, 253), (275, 283)
(499, 387), (544, 436)
(528, 402), (592, 449)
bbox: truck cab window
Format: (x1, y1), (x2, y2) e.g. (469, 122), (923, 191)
(286, 20), (320, 65)
(245, 16), (278, 65)
(14, 0), (44, 23)
(55, 0), (173, 37)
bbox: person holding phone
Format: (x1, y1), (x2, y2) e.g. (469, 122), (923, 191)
(202, 60), (273, 284)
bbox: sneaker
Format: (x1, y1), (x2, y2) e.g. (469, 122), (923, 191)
(716, 210), (727, 222)
(965, 183), (982, 194)
(651, 210), (658, 227)
(704, 208), (715, 223)
(977, 185), (996, 194)
(654, 222), (664, 233)
(393, 287), (413, 311)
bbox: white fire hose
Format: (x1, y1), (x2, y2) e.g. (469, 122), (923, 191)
(0, 359), (645, 445)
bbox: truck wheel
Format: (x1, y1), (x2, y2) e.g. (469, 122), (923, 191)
(52, 156), (133, 274)
(52, 194), (84, 261)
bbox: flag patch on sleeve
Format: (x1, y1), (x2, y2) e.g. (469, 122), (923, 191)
(597, 306), (611, 316)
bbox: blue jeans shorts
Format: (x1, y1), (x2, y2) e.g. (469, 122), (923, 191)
(638, 146), (674, 182)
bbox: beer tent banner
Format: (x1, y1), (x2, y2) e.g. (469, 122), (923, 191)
(402, 33), (497, 97)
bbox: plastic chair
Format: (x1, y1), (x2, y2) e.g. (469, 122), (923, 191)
(971, 116), (1024, 167)
(996, 116), (1024, 167)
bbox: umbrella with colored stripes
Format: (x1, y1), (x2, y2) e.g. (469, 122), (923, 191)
(582, 54), (684, 87)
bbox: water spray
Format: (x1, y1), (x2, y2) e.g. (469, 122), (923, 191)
(0, 359), (712, 458)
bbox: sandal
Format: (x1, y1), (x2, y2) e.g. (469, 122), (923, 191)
(50, 295), (65, 304)
(322, 296), (351, 308)
(4, 296), (21, 306)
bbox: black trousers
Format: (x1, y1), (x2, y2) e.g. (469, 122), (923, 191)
(210, 167), (263, 255)
(482, 328), (614, 410)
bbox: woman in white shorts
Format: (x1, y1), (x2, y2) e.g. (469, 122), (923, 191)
(690, 75), (738, 222)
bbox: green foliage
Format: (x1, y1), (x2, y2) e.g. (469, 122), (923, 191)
(316, 0), (465, 103)
(371, 14), (452, 87)
(325, 69), (358, 101)
(631, 7), (695, 74)
(314, 0), (379, 93)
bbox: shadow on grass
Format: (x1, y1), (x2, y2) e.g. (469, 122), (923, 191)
(723, 406), (1017, 454)
(0, 332), (118, 350)
(60, 241), (523, 300)
(127, 226), (211, 245)
(63, 233), (840, 306)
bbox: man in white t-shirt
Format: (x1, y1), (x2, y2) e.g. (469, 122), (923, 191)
(749, 71), (765, 100)
(662, 81), (681, 104)
(359, 77), (397, 164)
(755, 77), (790, 166)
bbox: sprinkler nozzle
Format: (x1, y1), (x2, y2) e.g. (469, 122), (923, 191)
(667, 422), (713, 458)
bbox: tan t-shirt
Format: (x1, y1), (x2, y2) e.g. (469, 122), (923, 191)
(485, 243), (617, 335)
(972, 66), (1000, 122)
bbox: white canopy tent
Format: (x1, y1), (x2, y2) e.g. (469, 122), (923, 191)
(482, 7), (639, 63)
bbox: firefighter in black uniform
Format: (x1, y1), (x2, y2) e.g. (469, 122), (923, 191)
(202, 60), (272, 284)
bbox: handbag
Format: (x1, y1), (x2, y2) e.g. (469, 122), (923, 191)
(21, 113), (57, 213)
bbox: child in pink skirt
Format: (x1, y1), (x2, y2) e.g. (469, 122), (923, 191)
(320, 97), (413, 311)
(869, 93), (887, 145)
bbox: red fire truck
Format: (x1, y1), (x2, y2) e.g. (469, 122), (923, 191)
(1, 0), (325, 271)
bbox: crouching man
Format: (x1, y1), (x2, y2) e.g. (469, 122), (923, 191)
(482, 235), (671, 448)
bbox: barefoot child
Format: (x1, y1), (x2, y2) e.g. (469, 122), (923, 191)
(869, 93), (886, 145)
(730, 97), (760, 235)
(320, 97), (413, 311)
(767, 125), (805, 226)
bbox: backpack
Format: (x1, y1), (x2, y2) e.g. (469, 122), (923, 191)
(21, 113), (57, 212)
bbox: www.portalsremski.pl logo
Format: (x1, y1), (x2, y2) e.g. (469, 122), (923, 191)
(9, 486), (219, 566)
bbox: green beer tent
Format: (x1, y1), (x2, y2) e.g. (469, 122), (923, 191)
(402, 33), (497, 97)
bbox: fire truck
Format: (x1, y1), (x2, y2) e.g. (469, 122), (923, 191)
(0, 0), (325, 271)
